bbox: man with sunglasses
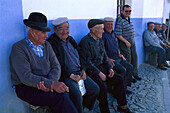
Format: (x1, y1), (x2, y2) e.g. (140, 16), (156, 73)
(115, 5), (141, 81)
(47, 17), (99, 113)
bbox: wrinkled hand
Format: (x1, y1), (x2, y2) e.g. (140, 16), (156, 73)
(119, 54), (126, 60)
(51, 81), (69, 93)
(108, 58), (115, 67)
(98, 72), (106, 81)
(125, 41), (131, 48)
(70, 74), (81, 82)
(108, 69), (115, 78)
(37, 81), (50, 92)
(80, 70), (86, 80)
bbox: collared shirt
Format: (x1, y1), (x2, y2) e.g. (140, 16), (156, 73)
(25, 37), (44, 57)
(61, 37), (81, 72)
(143, 29), (164, 48)
(115, 14), (135, 40)
(102, 29), (120, 60)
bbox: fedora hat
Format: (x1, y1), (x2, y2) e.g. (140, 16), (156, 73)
(23, 12), (51, 32)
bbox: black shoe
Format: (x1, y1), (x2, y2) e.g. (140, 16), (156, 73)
(126, 90), (132, 95)
(117, 106), (132, 113)
(132, 78), (137, 83)
(157, 64), (167, 70)
(134, 75), (141, 81)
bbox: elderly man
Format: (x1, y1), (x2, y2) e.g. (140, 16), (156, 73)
(160, 23), (170, 45)
(78, 19), (132, 113)
(143, 22), (170, 70)
(115, 5), (141, 81)
(10, 12), (78, 113)
(102, 17), (134, 93)
(47, 17), (99, 113)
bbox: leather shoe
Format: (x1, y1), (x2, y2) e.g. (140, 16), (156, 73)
(157, 64), (167, 70)
(132, 78), (137, 83)
(134, 75), (141, 81)
(117, 106), (132, 113)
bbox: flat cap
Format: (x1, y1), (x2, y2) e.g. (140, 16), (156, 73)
(52, 17), (68, 26)
(162, 23), (168, 27)
(154, 22), (161, 25)
(104, 17), (115, 22)
(88, 19), (104, 29)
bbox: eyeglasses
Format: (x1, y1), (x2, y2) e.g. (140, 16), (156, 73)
(56, 27), (69, 31)
(124, 10), (131, 13)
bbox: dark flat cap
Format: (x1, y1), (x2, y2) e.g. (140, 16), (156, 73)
(162, 23), (168, 27)
(154, 22), (161, 25)
(88, 19), (104, 29)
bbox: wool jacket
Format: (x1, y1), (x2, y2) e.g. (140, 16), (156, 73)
(78, 33), (112, 75)
(47, 33), (86, 79)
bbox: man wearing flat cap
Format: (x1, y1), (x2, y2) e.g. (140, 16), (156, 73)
(10, 12), (78, 113)
(143, 22), (170, 70)
(47, 17), (99, 113)
(102, 17), (134, 93)
(160, 23), (170, 45)
(78, 19), (132, 113)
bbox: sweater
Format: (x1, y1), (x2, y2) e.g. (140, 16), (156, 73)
(10, 38), (61, 88)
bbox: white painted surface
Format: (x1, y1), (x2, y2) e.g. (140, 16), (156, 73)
(143, 0), (164, 18)
(22, 0), (117, 20)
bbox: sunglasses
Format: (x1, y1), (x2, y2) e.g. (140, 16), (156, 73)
(124, 10), (131, 13)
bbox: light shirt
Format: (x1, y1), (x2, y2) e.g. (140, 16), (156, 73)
(25, 37), (44, 57)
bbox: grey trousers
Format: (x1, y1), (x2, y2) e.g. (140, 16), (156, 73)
(118, 38), (138, 76)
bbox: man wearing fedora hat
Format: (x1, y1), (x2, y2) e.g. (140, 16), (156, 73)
(10, 12), (78, 113)
(78, 19), (132, 113)
(47, 17), (99, 113)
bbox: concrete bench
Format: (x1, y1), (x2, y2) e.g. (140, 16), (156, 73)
(25, 102), (51, 113)
(146, 52), (158, 66)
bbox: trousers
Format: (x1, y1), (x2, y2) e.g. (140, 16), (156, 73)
(15, 84), (78, 113)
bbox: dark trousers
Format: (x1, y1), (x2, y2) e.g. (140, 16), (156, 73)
(87, 65), (127, 113)
(113, 58), (133, 88)
(15, 84), (78, 113)
(145, 46), (166, 64)
(119, 38), (138, 76)
(62, 75), (99, 113)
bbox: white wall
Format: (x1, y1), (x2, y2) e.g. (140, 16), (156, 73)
(22, 0), (117, 20)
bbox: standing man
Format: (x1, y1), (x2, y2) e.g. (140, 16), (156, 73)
(78, 19), (132, 113)
(115, 5), (141, 81)
(47, 17), (99, 113)
(10, 12), (78, 113)
(102, 17), (134, 93)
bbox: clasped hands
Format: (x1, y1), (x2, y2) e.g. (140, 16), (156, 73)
(98, 69), (115, 81)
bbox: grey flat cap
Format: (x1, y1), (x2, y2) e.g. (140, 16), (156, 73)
(52, 17), (68, 26)
(104, 17), (115, 22)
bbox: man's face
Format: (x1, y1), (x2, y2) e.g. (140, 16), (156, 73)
(30, 29), (48, 45)
(155, 25), (161, 31)
(122, 7), (131, 18)
(93, 24), (104, 39)
(54, 22), (69, 41)
(148, 23), (154, 31)
(162, 25), (167, 31)
(104, 21), (114, 34)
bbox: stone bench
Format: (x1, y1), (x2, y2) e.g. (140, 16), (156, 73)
(25, 102), (51, 113)
(146, 52), (158, 66)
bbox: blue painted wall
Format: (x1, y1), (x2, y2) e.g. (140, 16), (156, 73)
(0, 0), (28, 113)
